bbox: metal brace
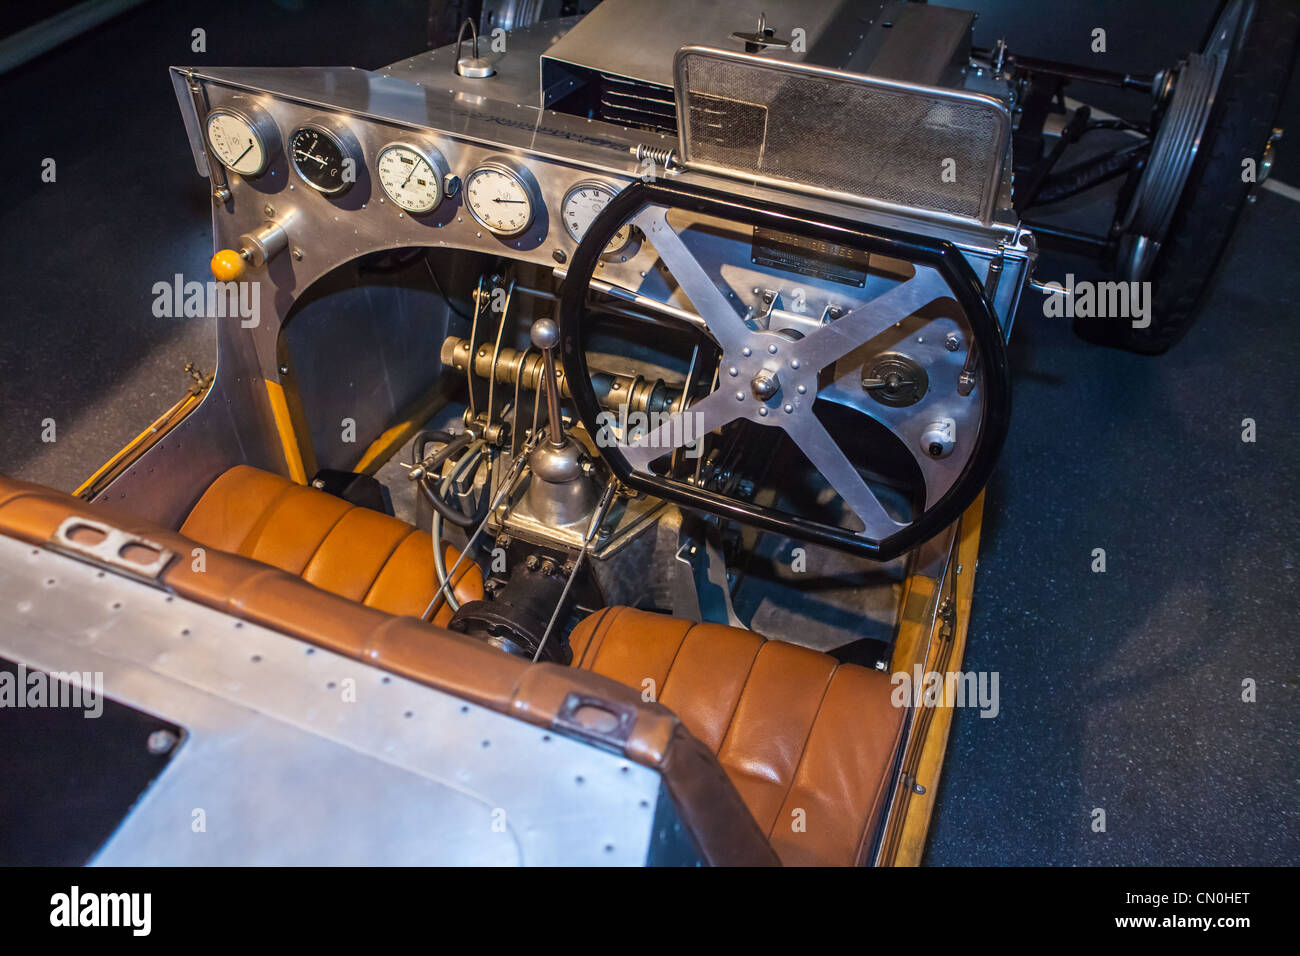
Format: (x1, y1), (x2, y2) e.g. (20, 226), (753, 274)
(47, 516), (177, 588)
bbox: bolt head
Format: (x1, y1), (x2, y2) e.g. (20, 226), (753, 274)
(147, 729), (178, 755)
(750, 369), (781, 401)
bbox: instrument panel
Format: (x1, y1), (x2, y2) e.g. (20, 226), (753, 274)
(199, 89), (637, 268)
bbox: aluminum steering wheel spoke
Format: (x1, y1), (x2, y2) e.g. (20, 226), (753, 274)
(795, 269), (949, 372)
(787, 413), (905, 538)
(622, 385), (743, 472)
(632, 206), (753, 353)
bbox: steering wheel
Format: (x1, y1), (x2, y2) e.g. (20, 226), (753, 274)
(558, 180), (1011, 560)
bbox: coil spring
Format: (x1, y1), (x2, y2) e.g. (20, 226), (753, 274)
(632, 144), (680, 171)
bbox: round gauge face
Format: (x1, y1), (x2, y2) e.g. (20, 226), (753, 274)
(289, 125), (353, 195)
(206, 110), (269, 176)
(561, 181), (633, 253)
(376, 144), (444, 214)
(465, 163), (535, 236)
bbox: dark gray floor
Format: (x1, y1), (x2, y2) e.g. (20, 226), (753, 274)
(1, 1), (1295, 866)
(925, 192), (1300, 866)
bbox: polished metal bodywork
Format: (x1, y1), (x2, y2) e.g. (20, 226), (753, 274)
(0, 536), (665, 865)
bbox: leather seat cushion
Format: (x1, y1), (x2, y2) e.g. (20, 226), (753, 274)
(181, 465), (481, 626)
(570, 605), (906, 866)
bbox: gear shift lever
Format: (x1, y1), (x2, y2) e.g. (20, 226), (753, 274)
(524, 318), (598, 527)
(530, 318), (568, 449)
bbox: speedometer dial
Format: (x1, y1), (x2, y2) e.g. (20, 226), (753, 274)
(377, 142), (450, 214)
(289, 122), (360, 196)
(206, 106), (278, 177)
(561, 180), (633, 255)
(464, 160), (541, 236)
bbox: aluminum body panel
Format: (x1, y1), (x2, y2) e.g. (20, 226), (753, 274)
(0, 536), (662, 866)
(535, 0), (974, 91)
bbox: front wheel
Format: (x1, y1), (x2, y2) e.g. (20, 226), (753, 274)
(1081, 0), (1299, 354)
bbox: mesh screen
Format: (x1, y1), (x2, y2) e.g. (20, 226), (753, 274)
(678, 51), (1007, 222)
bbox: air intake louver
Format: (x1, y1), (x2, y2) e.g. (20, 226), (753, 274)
(593, 72), (676, 135)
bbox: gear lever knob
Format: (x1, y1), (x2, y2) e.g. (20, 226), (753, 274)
(530, 317), (560, 351)
(530, 318), (567, 448)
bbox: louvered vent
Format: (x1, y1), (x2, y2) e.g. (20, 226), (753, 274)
(592, 72), (676, 135)
(543, 59), (678, 137)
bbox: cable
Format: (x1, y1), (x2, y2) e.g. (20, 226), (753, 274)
(414, 429), (487, 529)
(430, 440), (486, 614)
(424, 257), (475, 322)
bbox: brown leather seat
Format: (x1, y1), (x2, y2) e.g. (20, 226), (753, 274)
(570, 607), (904, 866)
(180, 465), (482, 627)
(178, 467), (902, 865)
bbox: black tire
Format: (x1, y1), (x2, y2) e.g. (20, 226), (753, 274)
(1080, 0), (1299, 354)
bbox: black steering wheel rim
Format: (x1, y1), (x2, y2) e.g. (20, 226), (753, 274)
(558, 179), (1011, 560)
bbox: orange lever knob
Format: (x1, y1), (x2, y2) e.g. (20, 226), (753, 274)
(211, 249), (246, 282)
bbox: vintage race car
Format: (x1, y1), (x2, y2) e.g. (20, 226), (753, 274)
(1, 0), (1294, 866)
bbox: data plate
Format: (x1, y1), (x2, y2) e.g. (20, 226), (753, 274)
(751, 226), (869, 287)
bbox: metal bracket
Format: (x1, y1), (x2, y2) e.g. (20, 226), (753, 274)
(552, 691), (638, 751)
(671, 522), (747, 629)
(47, 517), (176, 588)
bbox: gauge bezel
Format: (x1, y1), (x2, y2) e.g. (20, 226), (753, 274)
(464, 158), (542, 237)
(376, 140), (450, 215)
(561, 179), (618, 242)
(561, 178), (636, 256)
(205, 105), (279, 178)
(289, 120), (361, 197)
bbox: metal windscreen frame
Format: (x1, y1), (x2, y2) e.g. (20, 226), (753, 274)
(672, 46), (1012, 226)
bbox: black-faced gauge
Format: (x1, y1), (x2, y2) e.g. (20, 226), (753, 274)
(561, 180), (635, 256)
(289, 121), (361, 196)
(205, 105), (279, 177)
(376, 141), (451, 214)
(464, 159), (542, 236)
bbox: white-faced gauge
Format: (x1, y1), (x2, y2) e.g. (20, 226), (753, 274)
(206, 104), (279, 177)
(561, 180), (634, 256)
(464, 159), (542, 236)
(376, 141), (451, 214)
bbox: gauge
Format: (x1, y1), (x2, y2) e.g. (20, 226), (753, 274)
(376, 141), (450, 214)
(289, 121), (360, 196)
(561, 180), (634, 255)
(205, 105), (278, 177)
(464, 159), (542, 236)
